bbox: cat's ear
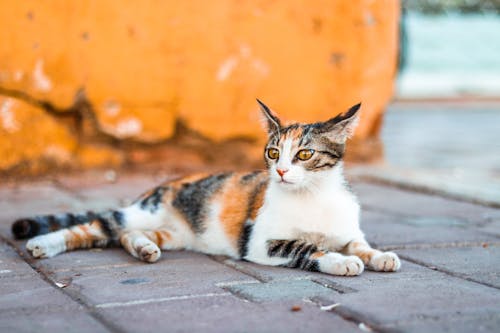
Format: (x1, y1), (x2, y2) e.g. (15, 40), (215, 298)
(314, 103), (361, 143)
(257, 99), (282, 135)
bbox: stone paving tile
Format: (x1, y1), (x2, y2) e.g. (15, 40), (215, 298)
(0, 241), (80, 314)
(26, 248), (139, 274)
(98, 294), (361, 333)
(44, 253), (258, 306)
(352, 182), (500, 225)
(223, 279), (335, 302)
(319, 262), (500, 329)
(0, 311), (110, 333)
(221, 259), (500, 331)
(0, 242), (34, 278)
(478, 220), (500, 238)
(0, 241), (109, 333)
(380, 313), (500, 333)
(361, 211), (498, 248)
(398, 245), (500, 288)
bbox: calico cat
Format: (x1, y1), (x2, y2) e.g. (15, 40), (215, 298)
(12, 99), (400, 276)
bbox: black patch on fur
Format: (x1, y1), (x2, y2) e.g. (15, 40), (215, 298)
(238, 221), (254, 258)
(11, 210), (122, 240)
(281, 123), (300, 134)
(240, 170), (263, 183)
(305, 260), (321, 272)
(11, 218), (40, 239)
(112, 210), (125, 227)
(245, 179), (268, 219)
(97, 216), (114, 238)
(140, 186), (166, 213)
(172, 173), (231, 234)
(267, 240), (285, 257)
(311, 162), (338, 170)
(317, 150), (341, 160)
(267, 239), (321, 272)
(11, 212), (91, 239)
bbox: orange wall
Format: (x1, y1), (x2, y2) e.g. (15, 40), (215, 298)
(0, 0), (400, 174)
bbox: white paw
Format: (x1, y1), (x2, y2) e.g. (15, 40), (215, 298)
(138, 243), (161, 263)
(369, 252), (401, 272)
(26, 233), (66, 258)
(321, 254), (364, 276)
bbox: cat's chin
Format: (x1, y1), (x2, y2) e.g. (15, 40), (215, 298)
(274, 179), (307, 192)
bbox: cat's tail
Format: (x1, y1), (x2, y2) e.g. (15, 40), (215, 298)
(11, 210), (124, 240)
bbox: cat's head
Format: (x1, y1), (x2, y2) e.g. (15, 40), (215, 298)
(257, 99), (361, 191)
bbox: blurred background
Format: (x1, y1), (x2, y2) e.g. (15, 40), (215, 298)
(0, 0), (498, 206)
(375, 0), (500, 207)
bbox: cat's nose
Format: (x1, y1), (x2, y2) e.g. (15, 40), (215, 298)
(276, 168), (288, 177)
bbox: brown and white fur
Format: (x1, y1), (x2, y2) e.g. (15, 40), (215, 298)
(12, 100), (400, 276)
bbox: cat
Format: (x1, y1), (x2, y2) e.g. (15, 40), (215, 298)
(11, 99), (400, 276)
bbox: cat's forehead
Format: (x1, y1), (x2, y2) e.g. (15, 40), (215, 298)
(269, 123), (314, 146)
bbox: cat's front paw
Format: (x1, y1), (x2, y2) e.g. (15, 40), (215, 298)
(26, 234), (66, 258)
(369, 252), (401, 272)
(321, 254), (364, 276)
(138, 243), (161, 263)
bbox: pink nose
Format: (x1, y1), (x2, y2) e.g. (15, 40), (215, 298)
(276, 169), (288, 177)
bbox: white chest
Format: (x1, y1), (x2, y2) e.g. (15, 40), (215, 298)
(246, 184), (363, 263)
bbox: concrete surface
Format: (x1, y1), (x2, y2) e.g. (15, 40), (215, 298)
(0, 170), (499, 333)
(350, 104), (500, 207)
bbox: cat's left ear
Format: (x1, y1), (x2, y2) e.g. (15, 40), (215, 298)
(315, 103), (361, 143)
(257, 99), (282, 135)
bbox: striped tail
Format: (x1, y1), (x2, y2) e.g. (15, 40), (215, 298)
(12, 210), (124, 240)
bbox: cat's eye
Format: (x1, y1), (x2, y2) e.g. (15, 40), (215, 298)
(296, 149), (315, 161)
(267, 148), (280, 160)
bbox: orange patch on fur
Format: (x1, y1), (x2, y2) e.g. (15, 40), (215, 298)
(218, 175), (250, 245)
(217, 172), (268, 247)
(152, 230), (172, 248)
(167, 173), (210, 188)
(64, 225), (90, 250)
(356, 250), (375, 264)
(344, 241), (376, 264)
(310, 251), (326, 259)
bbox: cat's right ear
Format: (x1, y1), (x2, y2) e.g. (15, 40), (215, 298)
(257, 99), (281, 135)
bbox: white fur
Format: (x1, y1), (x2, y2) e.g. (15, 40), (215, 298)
(246, 164), (365, 265)
(122, 205), (167, 230)
(27, 231), (67, 258)
(369, 252), (401, 271)
(192, 203), (239, 257)
(317, 253), (364, 276)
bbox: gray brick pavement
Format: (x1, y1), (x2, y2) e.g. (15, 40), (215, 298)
(0, 175), (499, 333)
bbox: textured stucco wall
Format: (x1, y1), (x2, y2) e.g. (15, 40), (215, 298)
(0, 0), (400, 175)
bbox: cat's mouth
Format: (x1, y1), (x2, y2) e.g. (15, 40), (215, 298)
(279, 179), (294, 185)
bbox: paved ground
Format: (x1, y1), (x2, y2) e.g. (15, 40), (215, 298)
(0, 170), (499, 333)
(352, 102), (500, 207)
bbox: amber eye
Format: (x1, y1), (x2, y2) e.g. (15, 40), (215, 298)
(267, 148), (280, 160)
(296, 149), (315, 161)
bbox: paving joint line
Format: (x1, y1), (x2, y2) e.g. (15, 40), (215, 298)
(207, 255), (270, 283)
(0, 234), (126, 333)
(94, 292), (232, 309)
(398, 254), (500, 290)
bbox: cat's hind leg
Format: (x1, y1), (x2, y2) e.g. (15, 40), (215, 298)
(343, 239), (401, 272)
(265, 239), (364, 276)
(119, 229), (188, 263)
(27, 220), (111, 258)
